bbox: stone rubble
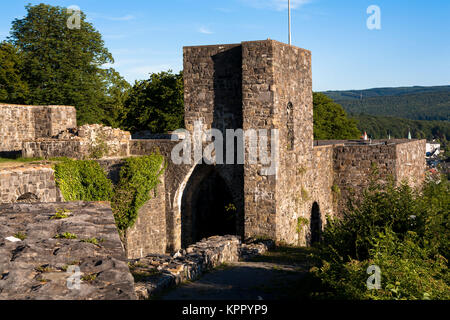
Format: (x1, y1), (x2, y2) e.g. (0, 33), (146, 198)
(129, 235), (274, 300)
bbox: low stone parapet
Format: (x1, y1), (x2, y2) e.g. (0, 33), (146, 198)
(130, 235), (274, 300)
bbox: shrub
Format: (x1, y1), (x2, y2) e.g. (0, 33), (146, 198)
(313, 176), (450, 300)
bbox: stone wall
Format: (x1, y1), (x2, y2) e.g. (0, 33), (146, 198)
(332, 140), (426, 213)
(0, 202), (136, 300)
(395, 140), (426, 188)
(0, 164), (63, 204)
(183, 43), (246, 245)
(125, 174), (166, 259)
(22, 125), (131, 159)
(0, 104), (76, 154)
(240, 41), (278, 241)
(272, 41), (314, 245)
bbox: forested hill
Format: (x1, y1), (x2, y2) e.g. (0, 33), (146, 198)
(351, 114), (450, 141)
(322, 86), (450, 121)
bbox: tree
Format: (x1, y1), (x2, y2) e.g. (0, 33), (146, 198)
(7, 3), (126, 125)
(100, 68), (131, 128)
(313, 92), (361, 140)
(122, 71), (184, 134)
(0, 42), (29, 104)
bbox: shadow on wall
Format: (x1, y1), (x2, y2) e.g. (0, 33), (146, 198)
(17, 193), (40, 203)
(308, 202), (322, 246)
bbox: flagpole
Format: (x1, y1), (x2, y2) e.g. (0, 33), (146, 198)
(288, 0), (292, 45)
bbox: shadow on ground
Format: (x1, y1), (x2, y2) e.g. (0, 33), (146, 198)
(158, 246), (326, 300)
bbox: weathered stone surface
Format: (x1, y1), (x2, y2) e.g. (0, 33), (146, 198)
(0, 202), (136, 300)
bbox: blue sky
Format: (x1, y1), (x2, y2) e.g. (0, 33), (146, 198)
(0, 0), (448, 91)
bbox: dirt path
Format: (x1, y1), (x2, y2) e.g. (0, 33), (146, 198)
(159, 247), (320, 300)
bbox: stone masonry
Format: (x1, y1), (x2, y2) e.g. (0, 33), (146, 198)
(0, 104), (76, 155)
(0, 164), (63, 204)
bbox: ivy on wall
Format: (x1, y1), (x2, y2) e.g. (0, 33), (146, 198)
(111, 154), (166, 231)
(54, 153), (166, 232)
(54, 159), (113, 201)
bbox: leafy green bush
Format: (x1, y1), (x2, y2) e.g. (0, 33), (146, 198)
(313, 176), (449, 300)
(54, 159), (113, 201)
(54, 155), (166, 233)
(111, 154), (166, 231)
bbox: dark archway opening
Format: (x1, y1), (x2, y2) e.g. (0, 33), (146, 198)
(181, 165), (237, 248)
(310, 202), (322, 245)
(17, 193), (39, 203)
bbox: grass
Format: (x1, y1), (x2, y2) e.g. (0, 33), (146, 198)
(131, 269), (162, 282)
(81, 273), (97, 282)
(54, 232), (78, 239)
(215, 263), (232, 271)
(50, 209), (71, 220)
(0, 156), (72, 165)
(80, 238), (104, 245)
(248, 246), (320, 266)
(0, 157), (43, 164)
(35, 265), (55, 273)
(14, 232), (27, 241)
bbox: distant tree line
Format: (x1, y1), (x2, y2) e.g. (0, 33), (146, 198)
(325, 89), (450, 122)
(351, 114), (450, 141)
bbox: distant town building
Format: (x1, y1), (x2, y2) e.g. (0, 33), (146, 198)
(426, 142), (441, 158)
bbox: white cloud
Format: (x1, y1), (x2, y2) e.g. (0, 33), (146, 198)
(198, 26), (214, 34)
(241, 0), (311, 11)
(86, 12), (136, 22)
(107, 14), (135, 21)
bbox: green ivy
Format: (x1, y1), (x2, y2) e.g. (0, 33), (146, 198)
(54, 154), (166, 232)
(111, 154), (166, 231)
(54, 159), (113, 201)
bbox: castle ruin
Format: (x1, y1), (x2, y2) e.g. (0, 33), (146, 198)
(0, 40), (426, 260)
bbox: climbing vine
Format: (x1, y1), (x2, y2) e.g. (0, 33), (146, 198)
(54, 153), (166, 232)
(111, 154), (166, 231)
(54, 159), (113, 201)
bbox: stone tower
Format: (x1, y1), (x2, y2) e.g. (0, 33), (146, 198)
(183, 40), (313, 244)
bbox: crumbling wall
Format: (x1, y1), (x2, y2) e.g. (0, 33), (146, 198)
(0, 104), (76, 154)
(22, 124), (131, 159)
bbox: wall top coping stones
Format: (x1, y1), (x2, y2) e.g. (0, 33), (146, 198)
(315, 139), (425, 147)
(0, 104), (75, 109)
(183, 39), (311, 54)
(0, 163), (54, 173)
